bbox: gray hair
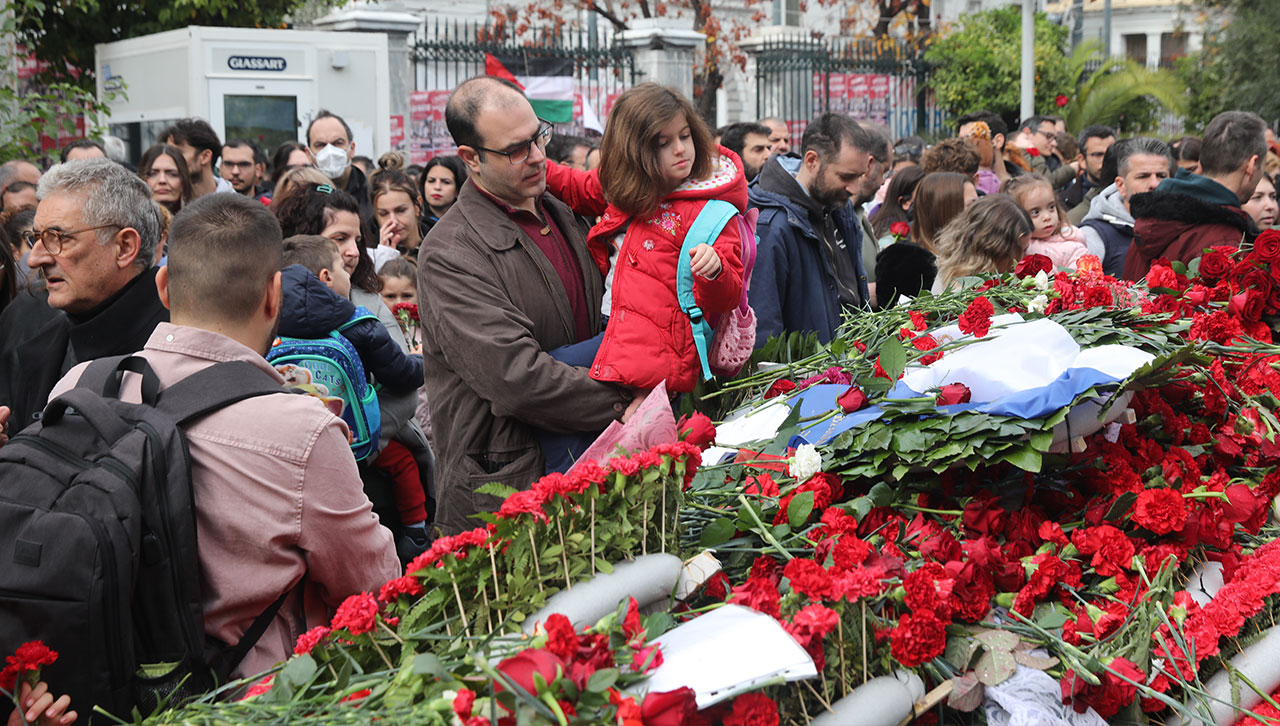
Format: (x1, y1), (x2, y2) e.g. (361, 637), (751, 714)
(1201, 111), (1268, 177)
(102, 135), (129, 164)
(38, 159), (161, 268)
(0, 160), (38, 192)
(1117, 137), (1174, 178)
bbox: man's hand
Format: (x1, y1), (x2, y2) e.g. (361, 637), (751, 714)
(8, 681), (77, 726)
(621, 389), (649, 424)
(0, 406), (10, 448)
(689, 244), (722, 279)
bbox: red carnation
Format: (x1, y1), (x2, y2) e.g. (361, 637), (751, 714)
(936, 382), (971, 406)
(1014, 254), (1052, 279)
(1055, 94), (1070, 107)
(390, 302), (419, 322)
(1132, 489), (1187, 534)
(837, 384), (870, 412)
(1146, 264), (1178, 291)
(453, 688), (477, 718)
(729, 576), (782, 618)
(378, 575), (424, 603)
(724, 692), (780, 726)
(890, 611), (947, 666)
(293, 626), (331, 655)
(764, 379), (797, 398)
(958, 296), (995, 338)
(1026, 146), (1041, 157)
(331, 592), (380, 635)
(496, 488), (549, 522)
(784, 557), (835, 600)
(677, 412), (716, 449)
(543, 613), (579, 661)
(889, 221), (911, 239)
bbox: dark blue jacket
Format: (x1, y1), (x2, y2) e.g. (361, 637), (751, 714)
(747, 156), (869, 346)
(279, 265), (423, 393)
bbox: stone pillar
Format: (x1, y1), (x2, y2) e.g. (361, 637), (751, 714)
(617, 17), (705, 101)
(739, 27), (814, 125)
(1145, 31), (1161, 70)
(314, 8), (423, 132)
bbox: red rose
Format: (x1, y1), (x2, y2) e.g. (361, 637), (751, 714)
(1015, 254), (1053, 278)
(936, 382), (971, 406)
(889, 221), (911, 238)
(764, 379), (797, 398)
(957, 296), (995, 338)
(640, 686), (698, 726)
(497, 648), (564, 699)
(1198, 249), (1233, 280)
(890, 611), (947, 666)
(1228, 290), (1266, 323)
(1055, 94), (1070, 107)
(837, 384), (869, 412)
(1132, 489), (1187, 534)
(1254, 229), (1280, 263)
(723, 692), (780, 726)
(331, 592), (379, 635)
(677, 412), (716, 449)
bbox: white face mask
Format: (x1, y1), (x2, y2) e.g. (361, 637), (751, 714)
(314, 143), (349, 179)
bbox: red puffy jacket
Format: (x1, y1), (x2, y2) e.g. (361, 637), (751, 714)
(545, 149), (748, 393)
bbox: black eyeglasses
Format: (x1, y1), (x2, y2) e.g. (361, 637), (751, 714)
(472, 120), (554, 165)
(23, 224), (120, 255)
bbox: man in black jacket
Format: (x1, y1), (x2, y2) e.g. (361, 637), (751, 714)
(0, 159), (167, 438)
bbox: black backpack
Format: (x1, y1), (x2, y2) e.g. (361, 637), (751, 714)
(0, 356), (288, 721)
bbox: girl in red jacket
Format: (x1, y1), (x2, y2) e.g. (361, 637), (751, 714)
(546, 83), (747, 395)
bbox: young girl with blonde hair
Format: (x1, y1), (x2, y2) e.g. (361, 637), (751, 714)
(1003, 173), (1090, 270)
(932, 194), (1034, 293)
(545, 82), (746, 395)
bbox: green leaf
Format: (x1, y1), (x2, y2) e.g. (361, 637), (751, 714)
(698, 517), (737, 549)
(1033, 602), (1072, 629)
(1104, 491), (1138, 521)
(477, 482), (519, 499)
(586, 668), (619, 693)
(278, 654), (317, 689)
(787, 490), (815, 529)
(412, 653), (445, 678)
(877, 337), (907, 381)
(644, 612), (675, 639)
(594, 558), (615, 574)
(1000, 445), (1042, 472)
(867, 481), (895, 507)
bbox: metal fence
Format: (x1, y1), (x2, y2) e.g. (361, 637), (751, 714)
(753, 34), (944, 146)
(408, 21), (636, 162)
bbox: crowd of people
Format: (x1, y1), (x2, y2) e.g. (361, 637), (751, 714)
(0, 76), (1274, 723)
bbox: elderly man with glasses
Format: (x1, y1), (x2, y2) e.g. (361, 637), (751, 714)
(0, 159), (167, 441)
(415, 76), (642, 534)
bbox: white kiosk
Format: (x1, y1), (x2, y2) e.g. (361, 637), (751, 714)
(94, 26), (391, 161)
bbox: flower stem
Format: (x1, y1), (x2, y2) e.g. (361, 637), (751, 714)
(450, 572), (471, 638)
(556, 514), (573, 590)
(737, 493), (793, 561)
(528, 528), (545, 593)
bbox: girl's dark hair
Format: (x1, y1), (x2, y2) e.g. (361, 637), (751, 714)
(378, 256), (418, 285)
(870, 165), (926, 239)
(137, 144), (194, 212)
(271, 141), (310, 186)
(598, 83), (716, 216)
(272, 183), (381, 293)
(420, 156), (467, 209)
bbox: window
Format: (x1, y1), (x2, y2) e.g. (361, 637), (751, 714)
(774, 0), (801, 26)
(1160, 32), (1188, 68)
(1123, 34), (1147, 65)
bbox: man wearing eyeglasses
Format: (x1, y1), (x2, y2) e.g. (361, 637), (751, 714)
(1012, 115), (1061, 174)
(416, 76), (640, 535)
(0, 159), (167, 442)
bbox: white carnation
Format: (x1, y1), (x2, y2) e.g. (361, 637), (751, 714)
(1033, 270), (1050, 291)
(1028, 294), (1050, 313)
(789, 444), (822, 481)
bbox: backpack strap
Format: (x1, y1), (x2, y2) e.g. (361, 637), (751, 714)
(208, 589), (290, 682)
(337, 306), (382, 333)
(677, 200), (740, 380)
(155, 361), (285, 425)
(78, 355), (162, 406)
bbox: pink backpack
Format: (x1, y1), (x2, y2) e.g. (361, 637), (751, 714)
(708, 208), (758, 377)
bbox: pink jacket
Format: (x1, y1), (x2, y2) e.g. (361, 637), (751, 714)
(1025, 225), (1090, 271)
(51, 323), (399, 677)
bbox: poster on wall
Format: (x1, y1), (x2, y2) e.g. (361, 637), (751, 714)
(407, 90), (457, 165)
